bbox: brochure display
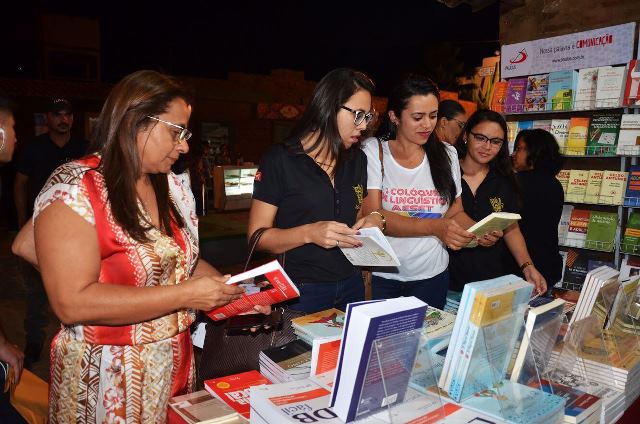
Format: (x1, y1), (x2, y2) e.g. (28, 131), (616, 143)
(212, 165), (258, 211)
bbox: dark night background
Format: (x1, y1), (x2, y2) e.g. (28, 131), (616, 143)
(1, 0), (500, 94)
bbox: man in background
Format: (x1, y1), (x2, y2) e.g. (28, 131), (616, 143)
(13, 98), (88, 368)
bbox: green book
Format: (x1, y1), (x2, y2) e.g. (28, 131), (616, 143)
(622, 212), (640, 254)
(585, 211), (618, 251)
(586, 114), (621, 156)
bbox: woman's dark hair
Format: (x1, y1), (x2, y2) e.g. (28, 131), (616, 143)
(90, 70), (192, 242)
(287, 68), (375, 174)
(456, 109), (519, 195)
(437, 99), (465, 121)
(514, 129), (564, 175)
(375, 74), (457, 205)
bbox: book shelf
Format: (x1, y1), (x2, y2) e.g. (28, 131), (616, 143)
(504, 105), (640, 270)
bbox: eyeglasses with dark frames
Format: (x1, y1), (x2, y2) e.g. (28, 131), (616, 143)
(147, 115), (192, 144)
(340, 105), (375, 126)
(470, 131), (504, 147)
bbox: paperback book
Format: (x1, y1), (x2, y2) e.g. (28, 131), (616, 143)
(465, 212), (521, 248)
(339, 226), (400, 267)
(566, 117), (590, 156)
(168, 390), (246, 424)
(291, 308), (345, 345)
(524, 74), (549, 111)
(585, 114), (620, 156)
(204, 370), (271, 419)
(505, 77), (528, 113)
(551, 119), (570, 152)
(617, 114), (640, 155)
(584, 211), (617, 252)
(598, 170), (627, 205)
(547, 70), (577, 111)
(623, 164), (640, 207)
(574, 68), (599, 111)
(206, 260), (300, 321)
(594, 66), (626, 108)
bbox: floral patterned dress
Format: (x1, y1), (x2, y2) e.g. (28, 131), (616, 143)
(33, 155), (200, 423)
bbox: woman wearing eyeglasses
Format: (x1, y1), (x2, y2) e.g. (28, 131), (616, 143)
(248, 68), (380, 313)
(13, 70), (261, 423)
(360, 74), (478, 308)
(447, 109), (547, 295)
(434, 99), (467, 147)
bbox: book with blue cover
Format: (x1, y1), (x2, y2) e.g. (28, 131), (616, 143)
(461, 379), (565, 424)
(547, 70), (578, 111)
(330, 297), (427, 423)
(439, 275), (532, 401)
(624, 164), (640, 207)
(447, 279), (533, 402)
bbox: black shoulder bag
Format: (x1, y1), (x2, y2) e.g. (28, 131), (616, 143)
(199, 227), (304, 380)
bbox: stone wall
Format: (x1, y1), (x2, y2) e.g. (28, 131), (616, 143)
(500, 0), (640, 44)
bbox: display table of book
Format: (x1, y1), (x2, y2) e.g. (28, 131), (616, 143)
(169, 270), (640, 424)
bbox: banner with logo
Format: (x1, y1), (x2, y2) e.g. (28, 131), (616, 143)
(501, 22), (636, 78)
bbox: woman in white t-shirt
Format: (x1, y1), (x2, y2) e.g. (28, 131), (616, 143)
(361, 75), (498, 308)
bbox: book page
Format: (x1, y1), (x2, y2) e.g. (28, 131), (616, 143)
(339, 227), (400, 266)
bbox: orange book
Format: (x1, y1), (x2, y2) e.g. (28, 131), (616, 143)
(566, 117), (590, 156)
(204, 370), (271, 419)
(491, 81), (508, 113)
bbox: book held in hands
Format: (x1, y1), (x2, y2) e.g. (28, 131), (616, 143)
(338, 226), (400, 267)
(465, 212), (521, 248)
(206, 260), (299, 321)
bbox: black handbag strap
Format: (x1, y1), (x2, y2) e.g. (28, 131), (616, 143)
(245, 227), (286, 272)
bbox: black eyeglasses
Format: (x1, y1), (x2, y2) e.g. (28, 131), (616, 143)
(470, 131), (504, 147)
(340, 106), (375, 126)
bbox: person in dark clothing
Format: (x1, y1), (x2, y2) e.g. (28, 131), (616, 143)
(448, 110), (547, 295)
(512, 129), (564, 287)
(248, 68), (382, 313)
(13, 98), (88, 368)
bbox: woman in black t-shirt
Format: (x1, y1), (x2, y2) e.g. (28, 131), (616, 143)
(512, 129), (564, 287)
(448, 110), (547, 295)
(249, 68), (384, 313)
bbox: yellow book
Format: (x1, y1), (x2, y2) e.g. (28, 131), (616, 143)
(565, 169), (589, 203)
(599, 170), (628, 205)
(465, 212), (521, 248)
(556, 169), (570, 194)
(566, 117), (590, 155)
(469, 290), (515, 327)
(584, 170), (604, 203)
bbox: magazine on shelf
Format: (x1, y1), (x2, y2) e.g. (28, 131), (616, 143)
(206, 260), (300, 321)
(338, 226), (400, 267)
(330, 296), (427, 422)
(465, 212), (521, 248)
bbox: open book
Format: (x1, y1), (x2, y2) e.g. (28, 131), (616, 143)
(206, 260), (300, 321)
(339, 226), (400, 266)
(465, 212), (521, 248)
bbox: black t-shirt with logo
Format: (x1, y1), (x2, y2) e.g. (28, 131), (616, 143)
(252, 140), (368, 283)
(15, 133), (89, 215)
(448, 168), (519, 292)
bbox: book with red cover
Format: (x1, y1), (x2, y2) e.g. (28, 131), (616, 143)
(206, 260), (300, 321)
(204, 370), (272, 419)
(623, 59), (640, 106)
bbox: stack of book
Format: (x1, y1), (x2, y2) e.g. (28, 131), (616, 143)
(168, 390), (247, 424)
(291, 308), (345, 345)
(203, 370), (271, 420)
(567, 266), (619, 326)
(550, 369), (626, 423)
(551, 338), (640, 410)
(251, 379), (511, 424)
(438, 275), (533, 402)
(527, 380), (602, 424)
(444, 295), (460, 314)
(459, 380), (565, 424)
(421, 306), (456, 353)
(259, 339), (312, 383)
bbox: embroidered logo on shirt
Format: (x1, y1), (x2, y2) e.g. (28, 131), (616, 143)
(489, 197), (504, 212)
(353, 184), (364, 211)
(254, 171), (262, 182)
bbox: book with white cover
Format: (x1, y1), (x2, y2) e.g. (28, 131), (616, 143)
(510, 299), (565, 385)
(339, 226), (400, 267)
(574, 67), (599, 110)
(569, 266), (619, 327)
(558, 205), (574, 245)
(465, 212), (521, 248)
(595, 65), (626, 108)
(550, 119), (570, 151)
(617, 114), (640, 155)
